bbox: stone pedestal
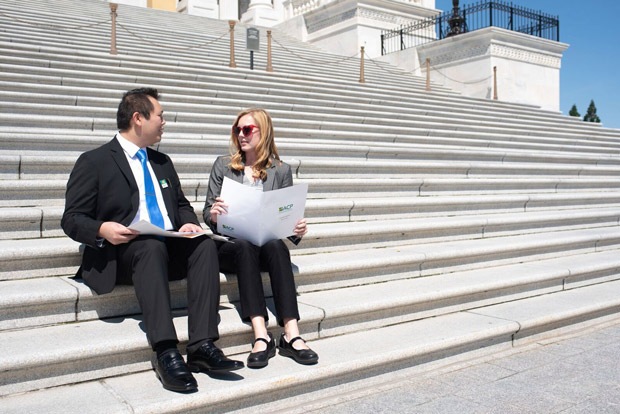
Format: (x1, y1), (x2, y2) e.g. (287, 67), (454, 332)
(176, 0), (220, 18)
(416, 27), (569, 111)
(241, 0), (281, 27)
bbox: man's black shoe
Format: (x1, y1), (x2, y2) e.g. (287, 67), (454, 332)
(187, 340), (244, 372)
(151, 349), (198, 393)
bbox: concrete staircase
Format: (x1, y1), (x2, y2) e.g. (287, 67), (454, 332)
(2, 0), (620, 412)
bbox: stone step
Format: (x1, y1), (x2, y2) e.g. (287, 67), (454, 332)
(0, 39), (437, 93)
(299, 207), (620, 254)
(0, 72), (565, 135)
(1, 100), (618, 149)
(0, 87), (611, 138)
(1, 124), (617, 159)
(289, 226), (620, 292)
(0, 110), (616, 158)
(2, 137), (599, 176)
(0, 5), (348, 63)
(0, 95), (601, 137)
(0, 95), (600, 155)
(0, 27), (442, 91)
(0, 274), (238, 333)
(0, 132), (597, 165)
(0, 44), (584, 122)
(2, 224), (620, 286)
(0, 168), (619, 213)
(0, 63), (610, 138)
(3, 151), (620, 181)
(2, 277), (620, 404)
(12, 191), (614, 250)
(0, 31), (431, 88)
(3, 242), (620, 333)
(3, 194), (620, 245)
(0, 39), (585, 117)
(0, 73), (595, 133)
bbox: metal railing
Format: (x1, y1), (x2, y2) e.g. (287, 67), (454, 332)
(381, 0), (559, 55)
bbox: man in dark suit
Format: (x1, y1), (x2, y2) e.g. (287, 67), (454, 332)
(62, 88), (243, 393)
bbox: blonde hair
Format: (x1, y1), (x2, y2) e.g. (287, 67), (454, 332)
(229, 108), (280, 181)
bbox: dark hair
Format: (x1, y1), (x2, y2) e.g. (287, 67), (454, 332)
(116, 87), (160, 130)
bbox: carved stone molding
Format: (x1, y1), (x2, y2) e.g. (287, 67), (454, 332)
(290, 0), (422, 17)
(357, 7), (418, 25)
(423, 42), (561, 68)
(306, 6), (419, 34)
(306, 9), (357, 33)
(425, 44), (490, 66)
(490, 44), (562, 68)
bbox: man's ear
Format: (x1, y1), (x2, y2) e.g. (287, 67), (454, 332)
(132, 111), (142, 127)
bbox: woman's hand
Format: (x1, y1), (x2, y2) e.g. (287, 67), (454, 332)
(210, 197), (228, 224)
(293, 218), (307, 238)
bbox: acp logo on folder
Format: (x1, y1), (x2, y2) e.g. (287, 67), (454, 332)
(279, 204), (293, 213)
(222, 224), (235, 231)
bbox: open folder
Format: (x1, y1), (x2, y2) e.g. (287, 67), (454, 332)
(129, 220), (230, 242)
(217, 177), (308, 246)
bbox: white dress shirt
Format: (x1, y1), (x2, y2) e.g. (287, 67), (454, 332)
(116, 133), (174, 230)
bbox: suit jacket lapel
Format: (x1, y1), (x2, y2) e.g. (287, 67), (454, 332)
(263, 164), (277, 191)
(225, 166), (243, 184)
(109, 138), (140, 214)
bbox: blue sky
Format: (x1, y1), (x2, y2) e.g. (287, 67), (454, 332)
(434, 0), (620, 130)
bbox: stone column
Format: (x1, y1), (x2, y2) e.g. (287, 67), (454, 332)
(283, 0), (294, 19)
(219, 0), (238, 19)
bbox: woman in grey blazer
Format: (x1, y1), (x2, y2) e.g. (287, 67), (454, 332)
(203, 108), (318, 368)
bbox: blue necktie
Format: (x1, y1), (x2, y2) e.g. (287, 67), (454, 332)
(136, 149), (165, 229)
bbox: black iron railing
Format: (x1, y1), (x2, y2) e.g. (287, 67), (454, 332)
(381, 1), (559, 55)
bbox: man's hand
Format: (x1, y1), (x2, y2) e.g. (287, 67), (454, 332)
(178, 223), (203, 233)
(97, 222), (139, 245)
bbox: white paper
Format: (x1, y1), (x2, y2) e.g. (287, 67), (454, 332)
(129, 220), (230, 242)
(217, 177), (308, 246)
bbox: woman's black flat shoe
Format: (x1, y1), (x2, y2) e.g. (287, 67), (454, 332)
(278, 334), (319, 365)
(247, 332), (276, 368)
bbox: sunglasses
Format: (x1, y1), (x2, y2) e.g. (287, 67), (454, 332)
(233, 124), (259, 136)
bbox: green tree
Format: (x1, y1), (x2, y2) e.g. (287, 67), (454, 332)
(583, 100), (601, 123)
(569, 104), (580, 117)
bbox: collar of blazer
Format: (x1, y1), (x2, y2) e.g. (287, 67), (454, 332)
(229, 161), (278, 191)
